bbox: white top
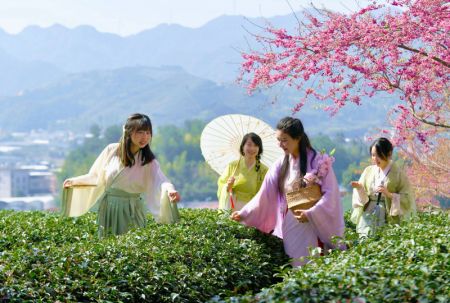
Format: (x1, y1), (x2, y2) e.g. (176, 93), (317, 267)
(278, 155), (302, 216)
(369, 162), (393, 196)
(284, 154), (301, 193)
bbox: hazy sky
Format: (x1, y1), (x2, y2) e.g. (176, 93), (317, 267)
(0, 0), (372, 36)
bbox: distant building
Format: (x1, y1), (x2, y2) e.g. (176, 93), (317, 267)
(29, 171), (55, 195)
(339, 185), (349, 197)
(0, 168), (12, 197)
(0, 195), (55, 211)
(11, 169), (30, 196)
(0, 165), (56, 198)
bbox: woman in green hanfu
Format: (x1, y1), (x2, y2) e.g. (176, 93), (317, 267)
(351, 137), (416, 238)
(217, 133), (268, 211)
(62, 113), (181, 237)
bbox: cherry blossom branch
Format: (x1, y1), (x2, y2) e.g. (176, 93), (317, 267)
(398, 44), (450, 68)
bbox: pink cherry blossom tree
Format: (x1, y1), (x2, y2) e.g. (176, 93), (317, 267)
(401, 137), (449, 208)
(239, 0), (449, 205)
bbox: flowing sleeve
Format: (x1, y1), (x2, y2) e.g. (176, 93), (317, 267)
(350, 166), (372, 224)
(145, 160), (179, 224)
(61, 144), (116, 217)
(304, 157), (345, 248)
(390, 167), (416, 219)
(352, 167), (370, 208)
(69, 144), (112, 186)
(217, 163), (232, 209)
(238, 158), (283, 237)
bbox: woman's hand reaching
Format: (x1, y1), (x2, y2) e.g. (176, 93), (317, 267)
(230, 211), (241, 222)
(63, 179), (74, 188)
(226, 177), (235, 192)
(293, 209), (309, 223)
(168, 190), (181, 202)
(350, 181), (363, 189)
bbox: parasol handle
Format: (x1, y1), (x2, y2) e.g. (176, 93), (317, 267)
(228, 156), (242, 210)
(228, 156), (242, 193)
(229, 193), (235, 209)
(230, 156), (242, 179)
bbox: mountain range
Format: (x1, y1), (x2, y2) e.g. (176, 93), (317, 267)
(0, 13), (300, 91)
(0, 12), (391, 136)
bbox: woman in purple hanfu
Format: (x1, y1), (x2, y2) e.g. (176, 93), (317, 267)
(231, 117), (345, 266)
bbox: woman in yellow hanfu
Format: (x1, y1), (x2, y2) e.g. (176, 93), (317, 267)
(351, 137), (416, 238)
(217, 133), (268, 211)
(62, 113), (181, 237)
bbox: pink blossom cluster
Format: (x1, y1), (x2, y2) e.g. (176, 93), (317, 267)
(238, 0), (449, 149)
(304, 153), (335, 185)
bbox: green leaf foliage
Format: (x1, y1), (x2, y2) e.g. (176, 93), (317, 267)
(311, 134), (367, 186)
(221, 211), (449, 303)
(152, 120), (218, 201)
(0, 209), (448, 302)
(0, 209), (288, 302)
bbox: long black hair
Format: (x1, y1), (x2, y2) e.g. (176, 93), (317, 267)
(118, 113), (156, 167)
(276, 117), (316, 192)
(240, 132), (263, 172)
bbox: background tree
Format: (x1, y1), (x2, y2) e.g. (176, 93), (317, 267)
(152, 120), (218, 201)
(401, 137), (449, 209)
(57, 121), (367, 206)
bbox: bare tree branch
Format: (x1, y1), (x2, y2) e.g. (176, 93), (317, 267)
(407, 97), (450, 128)
(398, 44), (450, 68)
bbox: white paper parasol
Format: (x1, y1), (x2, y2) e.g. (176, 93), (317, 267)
(200, 114), (284, 175)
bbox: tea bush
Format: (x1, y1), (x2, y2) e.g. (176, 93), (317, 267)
(2, 209), (448, 302)
(222, 211), (449, 303)
(0, 209), (288, 302)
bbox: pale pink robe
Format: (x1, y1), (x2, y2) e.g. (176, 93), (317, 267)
(237, 150), (345, 266)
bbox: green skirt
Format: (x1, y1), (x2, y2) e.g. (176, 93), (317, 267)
(97, 188), (146, 237)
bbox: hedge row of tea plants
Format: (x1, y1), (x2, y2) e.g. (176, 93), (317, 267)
(222, 210), (449, 303)
(0, 209), (288, 302)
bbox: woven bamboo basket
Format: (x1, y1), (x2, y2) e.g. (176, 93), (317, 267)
(286, 183), (322, 211)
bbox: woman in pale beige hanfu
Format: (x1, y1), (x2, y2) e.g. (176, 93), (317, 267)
(351, 137), (416, 238)
(62, 113), (181, 237)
